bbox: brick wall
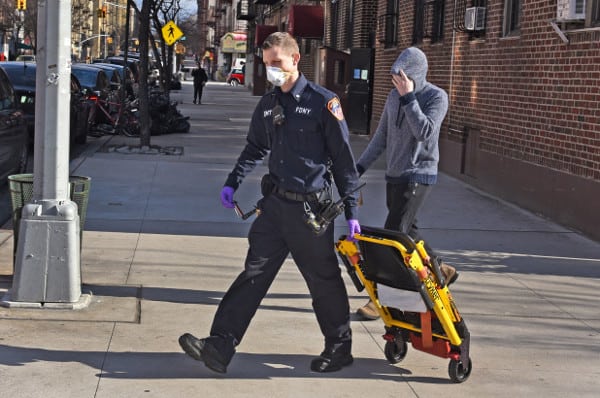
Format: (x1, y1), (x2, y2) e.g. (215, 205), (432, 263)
(324, 0), (378, 50)
(443, 2), (600, 181)
(372, 0), (599, 180)
(350, 0), (378, 48)
(370, 0), (600, 240)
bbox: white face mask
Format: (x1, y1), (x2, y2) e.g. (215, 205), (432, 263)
(266, 66), (289, 87)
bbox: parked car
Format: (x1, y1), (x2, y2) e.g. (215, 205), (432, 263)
(102, 56), (141, 85)
(0, 62), (35, 135)
(70, 64), (111, 99)
(69, 74), (95, 144)
(83, 63), (123, 93)
(71, 64), (116, 127)
(15, 55), (35, 62)
(0, 66), (29, 184)
(0, 61), (91, 145)
(227, 68), (245, 86)
(91, 62), (136, 98)
(116, 52), (161, 86)
(178, 59), (198, 81)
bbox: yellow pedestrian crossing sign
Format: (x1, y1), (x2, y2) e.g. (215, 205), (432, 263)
(162, 21), (183, 46)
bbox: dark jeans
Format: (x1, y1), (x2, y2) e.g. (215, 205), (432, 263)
(384, 181), (432, 242)
(193, 83), (204, 102)
(210, 194), (351, 360)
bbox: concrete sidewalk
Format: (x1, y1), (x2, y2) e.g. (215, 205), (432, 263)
(1, 81), (599, 398)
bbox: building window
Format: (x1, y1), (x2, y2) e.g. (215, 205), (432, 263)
(590, 0), (600, 26)
(345, 0), (355, 49)
(557, 0), (600, 29)
(503, 0), (521, 37)
(413, 0), (445, 44)
(330, 0), (339, 47)
(378, 0), (399, 48)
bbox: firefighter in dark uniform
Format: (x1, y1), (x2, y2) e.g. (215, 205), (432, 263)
(179, 32), (361, 374)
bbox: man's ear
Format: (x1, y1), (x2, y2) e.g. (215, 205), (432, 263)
(292, 53), (300, 66)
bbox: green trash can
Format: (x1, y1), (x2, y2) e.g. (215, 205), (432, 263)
(8, 174), (91, 266)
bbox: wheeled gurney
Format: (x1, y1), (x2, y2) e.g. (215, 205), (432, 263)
(336, 225), (472, 383)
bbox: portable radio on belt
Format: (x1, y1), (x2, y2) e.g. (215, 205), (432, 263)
(304, 183), (366, 235)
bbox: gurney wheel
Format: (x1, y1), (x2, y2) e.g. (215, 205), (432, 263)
(448, 357), (472, 383)
(384, 339), (408, 364)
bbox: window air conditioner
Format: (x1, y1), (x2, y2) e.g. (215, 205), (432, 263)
(464, 7), (486, 31)
(556, 0), (586, 21)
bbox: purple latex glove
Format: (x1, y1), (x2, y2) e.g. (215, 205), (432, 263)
(220, 186), (235, 208)
(347, 219), (361, 241)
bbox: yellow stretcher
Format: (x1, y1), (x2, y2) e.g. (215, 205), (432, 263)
(336, 225), (472, 383)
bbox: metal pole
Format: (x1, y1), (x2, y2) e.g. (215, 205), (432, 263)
(121, 0), (130, 103)
(3, 0), (89, 308)
(104, 17), (107, 58)
(172, 14), (178, 76)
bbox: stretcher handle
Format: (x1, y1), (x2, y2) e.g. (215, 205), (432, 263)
(336, 237), (365, 292)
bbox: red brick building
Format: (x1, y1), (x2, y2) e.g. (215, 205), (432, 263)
(369, 0), (600, 241)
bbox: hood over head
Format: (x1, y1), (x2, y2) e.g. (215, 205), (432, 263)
(390, 47), (428, 92)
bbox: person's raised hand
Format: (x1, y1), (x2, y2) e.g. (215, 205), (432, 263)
(392, 69), (414, 96)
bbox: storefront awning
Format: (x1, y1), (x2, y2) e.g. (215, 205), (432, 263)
(255, 25), (278, 46)
(220, 32), (247, 54)
(288, 5), (324, 39)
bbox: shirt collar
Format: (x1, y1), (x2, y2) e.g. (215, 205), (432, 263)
(290, 74), (308, 102)
(276, 73), (308, 102)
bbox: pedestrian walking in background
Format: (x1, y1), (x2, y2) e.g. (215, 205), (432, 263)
(179, 32), (362, 374)
(354, 47), (457, 321)
(192, 63), (208, 104)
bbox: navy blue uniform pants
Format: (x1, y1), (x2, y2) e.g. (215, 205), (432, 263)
(210, 194), (351, 352)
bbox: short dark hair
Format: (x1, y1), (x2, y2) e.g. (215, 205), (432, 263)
(261, 32), (299, 55)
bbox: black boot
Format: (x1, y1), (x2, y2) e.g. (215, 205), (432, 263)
(310, 342), (353, 372)
(178, 333), (234, 374)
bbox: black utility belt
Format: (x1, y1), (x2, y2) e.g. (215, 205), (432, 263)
(272, 186), (322, 202)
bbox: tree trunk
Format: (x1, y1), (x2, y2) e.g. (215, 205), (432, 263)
(197, 0), (204, 54)
(138, 0), (152, 147)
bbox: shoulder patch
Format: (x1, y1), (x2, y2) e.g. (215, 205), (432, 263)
(327, 97), (345, 121)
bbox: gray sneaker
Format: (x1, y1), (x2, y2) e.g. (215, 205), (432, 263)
(440, 263), (459, 286)
(356, 300), (380, 320)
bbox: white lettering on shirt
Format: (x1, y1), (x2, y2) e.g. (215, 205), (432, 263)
(295, 107), (312, 115)
(264, 109), (273, 118)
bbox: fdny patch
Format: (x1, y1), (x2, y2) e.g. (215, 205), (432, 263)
(327, 97), (345, 121)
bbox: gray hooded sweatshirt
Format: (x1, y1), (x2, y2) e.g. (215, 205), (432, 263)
(356, 47), (448, 184)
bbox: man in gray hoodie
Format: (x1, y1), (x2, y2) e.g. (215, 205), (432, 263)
(355, 47), (457, 320)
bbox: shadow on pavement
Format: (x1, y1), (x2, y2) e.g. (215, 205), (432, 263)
(0, 344), (454, 384)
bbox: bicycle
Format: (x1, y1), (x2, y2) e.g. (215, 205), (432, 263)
(88, 91), (140, 137)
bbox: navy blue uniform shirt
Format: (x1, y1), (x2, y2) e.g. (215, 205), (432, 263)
(224, 74), (360, 219)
